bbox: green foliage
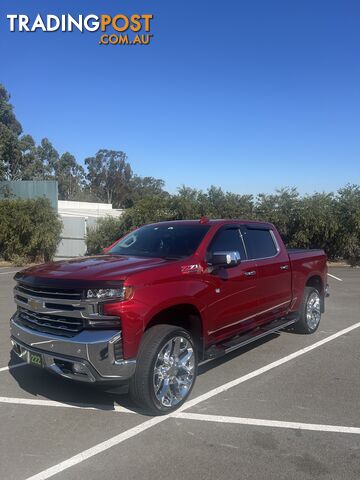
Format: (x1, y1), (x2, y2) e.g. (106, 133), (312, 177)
(335, 185), (360, 265)
(0, 84), (22, 136)
(85, 185), (360, 265)
(85, 150), (132, 206)
(0, 198), (62, 262)
(86, 217), (127, 255)
(55, 152), (85, 200)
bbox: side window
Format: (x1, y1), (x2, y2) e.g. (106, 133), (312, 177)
(208, 228), (246, 260)
(244, 228), (278, 259)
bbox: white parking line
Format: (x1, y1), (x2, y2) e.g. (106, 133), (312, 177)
(175, 412), (360, 435)
(328, 273), (343, 282)
(0, 270), (18, 275)
(177, 321), (360, 412)
(0, 362), (26, 373)
(0, 396), (135, 414)
(24, 320), (360, 480)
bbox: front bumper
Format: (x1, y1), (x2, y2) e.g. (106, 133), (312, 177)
(10, 314), (136, 384)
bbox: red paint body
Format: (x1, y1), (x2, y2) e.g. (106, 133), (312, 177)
(22, 220), (327, 360)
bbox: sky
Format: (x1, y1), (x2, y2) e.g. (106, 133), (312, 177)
(0, 0), (359, 195)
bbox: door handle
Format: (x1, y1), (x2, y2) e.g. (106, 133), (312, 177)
(280, 265), (289, 270)
(244, 270), (256, 276)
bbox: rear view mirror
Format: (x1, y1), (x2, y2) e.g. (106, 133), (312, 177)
(210, 251), (241, 268)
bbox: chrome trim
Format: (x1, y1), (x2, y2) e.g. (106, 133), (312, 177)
(244, 270), (256, 276)
(14, 286), (119, 336)
(153, 336), (195, 408)
(208, 300), (290, 335)
(10, 314), (136, 381)
(305, 291), (321, 330)
(16, 284), (81, 298)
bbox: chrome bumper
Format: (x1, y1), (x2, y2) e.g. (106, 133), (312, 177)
(10, 314), (136, 383)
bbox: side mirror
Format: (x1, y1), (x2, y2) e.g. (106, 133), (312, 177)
(210, 251), (241, 268)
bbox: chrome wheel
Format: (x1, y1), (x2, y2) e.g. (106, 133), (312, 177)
(306, 291), (321, 330)
(153, 336), (195, 408)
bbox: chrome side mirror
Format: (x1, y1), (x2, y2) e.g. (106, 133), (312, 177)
(210, 251), (241, 268)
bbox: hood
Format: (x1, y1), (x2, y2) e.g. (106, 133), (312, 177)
(15, 255), (169, 287)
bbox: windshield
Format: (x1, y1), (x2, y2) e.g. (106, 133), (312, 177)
(108, 224), (210, 259)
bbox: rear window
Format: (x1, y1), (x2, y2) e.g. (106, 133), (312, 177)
(244, 228), (278, 259)
(108, 224), (210, 259)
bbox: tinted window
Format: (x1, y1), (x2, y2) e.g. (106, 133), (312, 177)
(108, 224), (210, 258)
(244, 228), (278, 259)
(209, 228), (246, 259)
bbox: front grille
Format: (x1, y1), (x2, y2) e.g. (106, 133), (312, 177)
(14, 281), (120, 337)
(16, 283), (82, 301)
(18, 308), (84, 337)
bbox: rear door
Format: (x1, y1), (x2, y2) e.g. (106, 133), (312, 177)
(203, 226), (260, 341)
(241, 225), (292, 325)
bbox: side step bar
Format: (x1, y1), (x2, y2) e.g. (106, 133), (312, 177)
(201, 314), (298, 365)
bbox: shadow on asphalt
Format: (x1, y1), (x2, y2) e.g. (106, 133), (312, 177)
(8, 351), (142, 414)
(8, 334), (282, 416)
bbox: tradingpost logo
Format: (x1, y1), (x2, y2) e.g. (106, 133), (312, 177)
(6, 13), (154, 46)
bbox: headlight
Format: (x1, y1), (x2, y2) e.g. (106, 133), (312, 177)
(86, 286), (133, 300)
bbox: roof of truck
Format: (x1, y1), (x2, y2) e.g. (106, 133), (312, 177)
(146, 218), (273, 227)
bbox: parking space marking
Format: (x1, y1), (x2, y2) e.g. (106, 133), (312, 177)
(0, 362), (26, 373)
(0, 396), (135, 414)
(0, 270), (18, 275)
(175, 412), (360, 435)
(328, 273), (343, 281)
(177, 320), (360, 412)
(23, 320), (360, 480)
(25, 415), (170, 480)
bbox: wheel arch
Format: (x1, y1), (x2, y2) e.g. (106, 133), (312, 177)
(305, 274), (324, 312)
(145, 304), (204, 357)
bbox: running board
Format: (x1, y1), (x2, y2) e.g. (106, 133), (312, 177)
(201, 314), (298, 365)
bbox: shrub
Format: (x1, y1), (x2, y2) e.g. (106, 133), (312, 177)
(0, 197), (62, 262)
(85, 185), (360, 265)
(10, 254), (30, 267)
(86, 216), (127, 255)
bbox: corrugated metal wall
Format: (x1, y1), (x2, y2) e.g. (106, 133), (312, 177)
(54, 217), (98, 259)
(55, 217), (86, 258)
(0, 180), (58, 210)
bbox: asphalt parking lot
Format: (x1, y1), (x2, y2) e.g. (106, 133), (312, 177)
(0, 266), (359, 480)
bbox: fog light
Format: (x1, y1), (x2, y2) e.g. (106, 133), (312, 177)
(72, 362), (87, 375)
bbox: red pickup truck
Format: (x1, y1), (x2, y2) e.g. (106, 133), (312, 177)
(10, 219), (328, 414)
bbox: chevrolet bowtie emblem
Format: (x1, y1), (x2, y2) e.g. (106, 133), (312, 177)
(28, 298), (42, 311)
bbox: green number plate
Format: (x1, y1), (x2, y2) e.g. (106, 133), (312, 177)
(28, 352), (43, 368)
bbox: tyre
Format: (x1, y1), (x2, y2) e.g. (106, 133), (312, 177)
(295, 286), (322, 334)
(129, 324), (197, 415)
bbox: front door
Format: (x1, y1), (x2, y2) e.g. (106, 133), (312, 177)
(202, 226), (260, 342)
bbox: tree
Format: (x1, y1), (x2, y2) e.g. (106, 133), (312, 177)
(291, 192), (338, 256)
(255, 187), (301, 244)
(85, 149), (132, 206)
(36, 138), (59, 177)
(0, 123), (21, 180)
(0, 84), (22, 136)
(335, 185), (360, 264)
(126, 175), (166, 207)
(0, 84), (22, 180)
(54, 152), (85, 200)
